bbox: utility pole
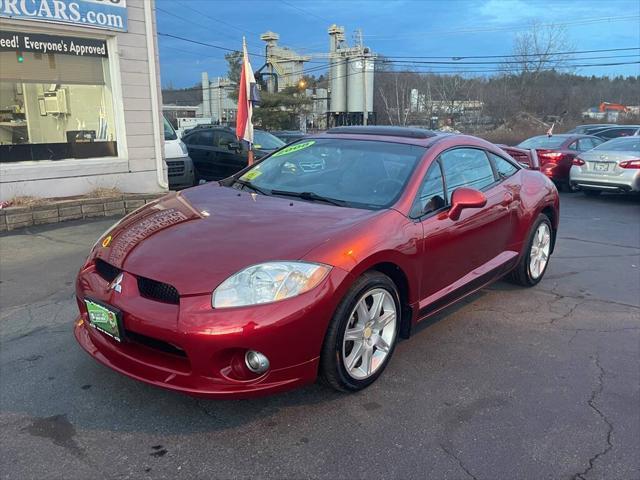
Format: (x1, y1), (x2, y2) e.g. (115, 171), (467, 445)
(355, 29), (368, 126)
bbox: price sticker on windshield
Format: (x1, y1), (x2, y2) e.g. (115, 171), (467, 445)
(241, 170), (263, 181)
(272, 140), (315, 157)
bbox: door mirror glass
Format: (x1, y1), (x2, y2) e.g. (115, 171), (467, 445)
(227, 141), (241, 151)
(448, 187), (487, 220)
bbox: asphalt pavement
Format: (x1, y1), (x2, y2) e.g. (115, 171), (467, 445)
(1, 192), (638, 480)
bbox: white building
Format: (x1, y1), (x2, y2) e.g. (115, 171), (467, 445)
(0, 0), (166, 200)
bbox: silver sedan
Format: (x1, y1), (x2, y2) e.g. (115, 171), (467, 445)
(570, 137), (640, 196)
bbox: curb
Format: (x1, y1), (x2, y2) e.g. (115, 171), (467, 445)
(0, 193), (164, 232)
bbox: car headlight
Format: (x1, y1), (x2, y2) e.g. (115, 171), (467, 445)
(212, 261), (331, 308)
(179, 141), (189, 156)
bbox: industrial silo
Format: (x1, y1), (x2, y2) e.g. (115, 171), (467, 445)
(330, 55), (347, 113)
(347, 56), (374, 113)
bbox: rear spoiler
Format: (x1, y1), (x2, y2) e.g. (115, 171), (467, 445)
(498, 145), (540, 170)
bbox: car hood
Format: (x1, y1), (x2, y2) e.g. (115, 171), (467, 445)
(97, 185), (378, 295)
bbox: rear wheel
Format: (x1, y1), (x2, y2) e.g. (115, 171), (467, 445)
(508, 214), (553, 287)
(320, 272), (400, 392)
(583, 189), (601, 197)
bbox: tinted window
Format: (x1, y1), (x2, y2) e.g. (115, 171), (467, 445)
(216, 131), (236, 147)
(411, 162), (445, 218)
(598, 128), (636, 139)
(489, 153), (518, 179)
(440, 148), (496, 198)
(240, 138), (426, 210)
(518, 136), (567, 149)
(196, 130), (214, 145)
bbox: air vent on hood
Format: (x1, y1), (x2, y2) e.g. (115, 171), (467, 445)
(94, 258), (121, 283)
(137, 276), (180, 305)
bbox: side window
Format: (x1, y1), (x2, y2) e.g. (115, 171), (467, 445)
(199, 130), (214, 145)
(489, 152), (518, 179)
(410, 161), (446, 218)
(591, 137), (604, 148)
(568, 141), (578, 151)
(440, 148), (496, 199)
(215, 131), (236, 147)
(183, 133), (198, 145)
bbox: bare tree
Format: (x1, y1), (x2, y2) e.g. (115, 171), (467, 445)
(510, 23), (574, 76)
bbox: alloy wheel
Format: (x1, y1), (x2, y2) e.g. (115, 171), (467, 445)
(342, 288), (397, 380)
(529, 223), (551, 280)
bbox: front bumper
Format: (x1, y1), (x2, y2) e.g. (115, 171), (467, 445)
(74, 262), (350, 399)
(167, 156), (195, 190)
(570, 166), (640, 192)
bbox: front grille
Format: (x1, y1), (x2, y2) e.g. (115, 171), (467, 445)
(167, 160), (185, 177)
(95, 258), (121, 283)
(137, 276), (180, 304)
(125, 330), (187, 357)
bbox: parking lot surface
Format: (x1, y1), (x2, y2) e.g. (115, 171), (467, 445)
(1, 192), (638, 480)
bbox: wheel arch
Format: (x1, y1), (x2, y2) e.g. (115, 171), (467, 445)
(540, 205), (558, 254)
(367, 261), (414, 339)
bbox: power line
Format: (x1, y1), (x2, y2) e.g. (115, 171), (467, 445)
(383, 47), (640, 60)
(278, 0), (334, 24)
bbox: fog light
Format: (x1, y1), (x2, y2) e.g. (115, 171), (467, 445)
(245, 350), (269, 374)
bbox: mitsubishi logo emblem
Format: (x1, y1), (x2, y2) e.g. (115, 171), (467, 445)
(109, 273), (124, 293)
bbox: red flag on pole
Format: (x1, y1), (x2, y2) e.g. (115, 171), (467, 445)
(236, 37), (259, 165)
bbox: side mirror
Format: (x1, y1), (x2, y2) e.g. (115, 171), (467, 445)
(448, 187), (487, 221)
(227, 141), (241, 151)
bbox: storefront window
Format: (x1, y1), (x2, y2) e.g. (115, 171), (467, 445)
(0, 31), (118, 162)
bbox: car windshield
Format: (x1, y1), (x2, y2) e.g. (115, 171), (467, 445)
(594, 137), (640, 152)
(163, 117), (177, 141)
(233, 138), (426, 210)
(518, 136), (567, 149)
(253, 130), (286, 150)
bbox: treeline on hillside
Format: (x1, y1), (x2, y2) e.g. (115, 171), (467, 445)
(373, 70), (639, 130)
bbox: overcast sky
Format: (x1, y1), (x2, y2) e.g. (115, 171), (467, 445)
(156, 0), (640, 88)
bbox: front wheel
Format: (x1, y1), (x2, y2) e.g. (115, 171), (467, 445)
(320, 272), (400, 392)
(508, 214), (553, 287)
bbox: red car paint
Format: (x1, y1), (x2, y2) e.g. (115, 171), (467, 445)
(74, 132), (559, 399)
(515, 134), (602, 187)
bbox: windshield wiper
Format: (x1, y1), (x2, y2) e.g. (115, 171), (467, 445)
(270, 190), (347, 207)
(233, 179), (268, 195)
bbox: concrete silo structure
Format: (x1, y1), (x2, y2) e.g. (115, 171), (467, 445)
(327, 25), (376, 127)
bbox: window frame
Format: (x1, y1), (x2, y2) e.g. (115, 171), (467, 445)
(410, 146), (521, 222)
(0, 22), (129, 181)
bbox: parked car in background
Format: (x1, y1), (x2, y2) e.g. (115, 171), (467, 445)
(570, 136), (640, 196)
(516, 134), (604, 190)
(566, 124), (616, 135)
(182, 126), (285, 182)
(271, 130), (306, 143)
(593, 125), (640, 141)
(163, 117), (195, 189)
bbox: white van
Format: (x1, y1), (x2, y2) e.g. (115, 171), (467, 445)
(164, 116), (195, 189)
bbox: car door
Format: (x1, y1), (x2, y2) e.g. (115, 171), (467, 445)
(415, 148), (516, 312)
(212, 130), (248, 179)
(185, 130), (216, 180)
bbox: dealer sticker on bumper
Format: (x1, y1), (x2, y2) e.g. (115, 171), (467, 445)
(85, 300), (122, 342)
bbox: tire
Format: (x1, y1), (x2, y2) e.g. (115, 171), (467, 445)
(319, 272), (401, 392)
(584, 190), (601, 197)
(508, 214), (553, 287)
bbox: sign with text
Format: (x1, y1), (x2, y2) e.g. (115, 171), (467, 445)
(0, 31), (108, 57)
(0, 0), (127, 32)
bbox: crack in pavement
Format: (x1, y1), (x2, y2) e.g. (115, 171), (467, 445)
(565, 327), (640, 345)
(440, 444), (478, 480)
(571, 354), (614, 480)
(559, 236), (640, 250)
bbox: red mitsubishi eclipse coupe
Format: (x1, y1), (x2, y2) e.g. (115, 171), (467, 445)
(74, 127), (559, 398)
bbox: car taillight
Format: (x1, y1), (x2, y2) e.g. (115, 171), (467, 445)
(619, 159), (640, 169)
(572, 157), (585, 166)
(538, 150), (564, 162)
